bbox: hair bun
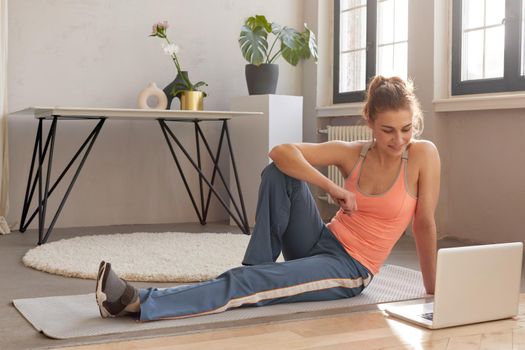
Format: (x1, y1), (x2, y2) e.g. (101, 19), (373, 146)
(367, 75), (387, 95)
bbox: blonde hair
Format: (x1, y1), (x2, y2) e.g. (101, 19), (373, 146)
(362, 75), (423, 138)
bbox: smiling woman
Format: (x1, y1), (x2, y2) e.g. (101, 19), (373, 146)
(92, 75), (440, 323)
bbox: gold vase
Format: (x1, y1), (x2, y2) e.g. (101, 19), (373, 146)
(180, 91), (204, 111)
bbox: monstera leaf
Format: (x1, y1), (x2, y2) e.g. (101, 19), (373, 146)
(271, 22), (283, 35)
(278, 27), (303, 66)
(301, 24), (318, 62)
(280, 25), (318, 65)
(239, 25), (269, 66)
(245, 15), (272, 32)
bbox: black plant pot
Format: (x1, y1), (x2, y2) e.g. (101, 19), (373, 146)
(163, 71), (189, 109)
(245, 64), (279, 95)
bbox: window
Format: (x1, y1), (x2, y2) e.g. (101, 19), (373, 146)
(452, 0), (525, 95)
(333, 0), (409, 104)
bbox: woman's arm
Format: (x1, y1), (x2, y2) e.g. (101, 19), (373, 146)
(269, 142), (359, 214)
(412, 141), (441, 295)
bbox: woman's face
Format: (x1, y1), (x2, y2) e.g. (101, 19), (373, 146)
(368, 108), (413, 157)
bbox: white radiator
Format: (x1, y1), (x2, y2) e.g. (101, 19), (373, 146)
(325, 125), (372, 205)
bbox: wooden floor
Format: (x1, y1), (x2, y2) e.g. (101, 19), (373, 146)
(65, 294), (525, 350)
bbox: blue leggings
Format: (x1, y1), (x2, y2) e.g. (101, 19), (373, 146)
(138, 163), (371, 321)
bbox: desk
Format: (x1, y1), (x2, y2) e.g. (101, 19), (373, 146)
(14, 107), (262, 244)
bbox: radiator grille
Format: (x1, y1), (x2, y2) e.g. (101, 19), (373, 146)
(325, 125), (372, 205)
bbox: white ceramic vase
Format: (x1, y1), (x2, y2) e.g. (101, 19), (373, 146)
(137, 82), (168, 110)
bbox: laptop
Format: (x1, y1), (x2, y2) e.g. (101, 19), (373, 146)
(384, 242), (523, 329)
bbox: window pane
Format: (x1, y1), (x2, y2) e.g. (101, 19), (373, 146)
(394, 0), (408, 42)
(341, 0), (366, 11)
(340, 51), (366, 92)
(485, 26), (505, 78)
(341, 7), (367, 51)
(462, 29), (484, 80)
(485, 0), (505, 26)
(378, 0), (394, 45)
(377, 44), (394, 77)
(464, 0), (485, 29)
(394, 42), (408, 80)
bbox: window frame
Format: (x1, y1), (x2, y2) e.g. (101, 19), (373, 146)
(451, 0), (525, 95)
(333, 0), (377, 104)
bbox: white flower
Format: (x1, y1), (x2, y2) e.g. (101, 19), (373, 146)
(161, 43), (179, 56)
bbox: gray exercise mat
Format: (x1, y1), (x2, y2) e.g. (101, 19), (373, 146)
(12, 265), (426, 339)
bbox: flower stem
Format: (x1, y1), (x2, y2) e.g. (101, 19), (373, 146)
(163, 37), (183, 73)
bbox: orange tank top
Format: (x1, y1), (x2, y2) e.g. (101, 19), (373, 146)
(326, 142), (417, 275)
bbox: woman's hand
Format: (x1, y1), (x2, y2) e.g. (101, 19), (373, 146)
(328, 184), (358, 215)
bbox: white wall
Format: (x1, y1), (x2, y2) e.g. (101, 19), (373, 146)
(7, 0), (305, 229)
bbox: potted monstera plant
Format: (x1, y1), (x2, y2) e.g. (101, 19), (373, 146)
(239, 15), (318, 95)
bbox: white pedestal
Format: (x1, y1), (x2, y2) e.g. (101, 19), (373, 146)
(229, 95), (303, 227)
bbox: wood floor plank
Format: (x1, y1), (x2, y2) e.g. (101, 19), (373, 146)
(479, 330), (513, 350)
(418, 338), (450, 350)
(513, 327), (525, 350)
(168, 330), (305, 350)
(310, 336), (449, 350)
(70, 330), (304, 350)
(446, 334), (482, 350)
(381, 338), (449, 350)
(286, 310), (388, 337)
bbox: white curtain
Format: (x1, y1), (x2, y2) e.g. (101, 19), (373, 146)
(0, 0), (11, 234)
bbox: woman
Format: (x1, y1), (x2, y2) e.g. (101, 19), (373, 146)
(95, 75), (440, 321)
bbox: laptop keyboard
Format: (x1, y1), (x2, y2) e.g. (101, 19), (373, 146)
(420, 312), (434, 321)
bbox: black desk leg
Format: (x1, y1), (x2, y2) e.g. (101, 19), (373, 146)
(194, 123), (205, 221)
(223, 121), (250, 234)
(195, 122), (246, 230)
(19, 117), (106, 244)
(158, 119), (250, 235)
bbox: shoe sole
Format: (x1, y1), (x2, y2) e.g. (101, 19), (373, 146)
(95, 261), (113, 318)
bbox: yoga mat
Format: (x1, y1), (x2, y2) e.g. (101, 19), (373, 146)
(13, 265), (426, 339)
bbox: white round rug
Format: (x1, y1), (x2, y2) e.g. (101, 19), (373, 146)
(22, 232), (254, 282)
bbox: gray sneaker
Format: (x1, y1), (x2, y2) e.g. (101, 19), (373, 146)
(95, 261), (139, 318)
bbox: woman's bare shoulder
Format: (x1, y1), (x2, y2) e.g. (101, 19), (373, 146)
(334, 140), (368, 158)
(408, 140), (440, 164)
(339, 140), (368, 151)
(315, 139), (367, 155)
(289, 140), (366, 169)
(335, 140), (368, 176)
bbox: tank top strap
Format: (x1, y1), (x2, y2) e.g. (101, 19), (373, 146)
(401, 145), (412, 195)
(359, 141), (373, 158)
(348, 142), (372, 182)
(401, 146), (409, 160)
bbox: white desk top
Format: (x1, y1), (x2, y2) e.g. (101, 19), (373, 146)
(12, 107), (262, 121)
